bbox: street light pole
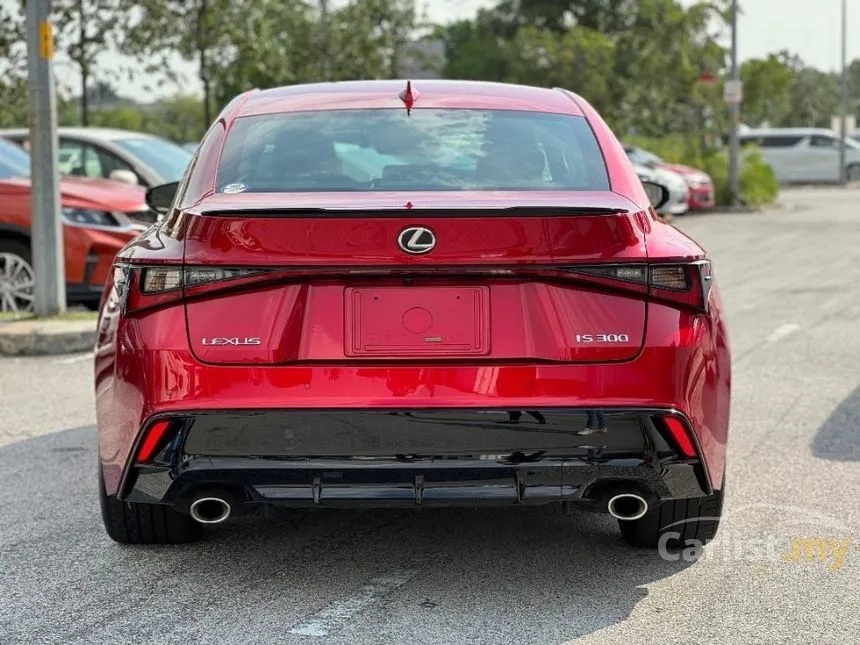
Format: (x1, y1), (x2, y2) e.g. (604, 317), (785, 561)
(728, 0), (740, 205)
(26, 0), (65, 316)
(839, 0), (847, 185)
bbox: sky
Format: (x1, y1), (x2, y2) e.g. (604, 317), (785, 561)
(34, 0), (860, 101)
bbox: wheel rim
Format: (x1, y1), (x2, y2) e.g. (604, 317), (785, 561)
(0, 252), (36, 313)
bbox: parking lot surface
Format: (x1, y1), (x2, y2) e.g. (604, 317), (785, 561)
(1, 187), (858, 644)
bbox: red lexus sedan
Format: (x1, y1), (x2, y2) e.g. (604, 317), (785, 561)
(96, 81), (730, 549)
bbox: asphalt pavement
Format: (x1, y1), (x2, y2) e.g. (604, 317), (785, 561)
(1, 187), (858, 644)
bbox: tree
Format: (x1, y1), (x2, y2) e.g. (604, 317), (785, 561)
(439, 0), (728, 141)
(785, 65), (840, 128)
(439, 14), (511, 81)
(212, 0), (319, 104)
(0, 0), (27, 128)
(52, 0), (123, 125)
(214, 0), (423, 105)
(739, 53), (795, 127)
(505, 25), (615, 113)
(144, 95), (206, 143)
(121, 0), (242, 128)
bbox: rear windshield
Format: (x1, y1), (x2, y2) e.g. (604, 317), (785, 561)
(217, 109), (609, 193)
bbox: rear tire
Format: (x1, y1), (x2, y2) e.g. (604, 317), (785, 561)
(618, 486), (724, 549)
(846, 164), (860, 183)
(99, 466), (200, 544)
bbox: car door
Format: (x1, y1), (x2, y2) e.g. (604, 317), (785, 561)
(751, 135), (804, 182)
(91, 144), (141, 184)
(806, 135), (841, 182)
(58, 139), (111, 179)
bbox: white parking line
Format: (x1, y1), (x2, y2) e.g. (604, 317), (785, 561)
(52, 353), (93, 364)
(766, 323), (800, 344)
(288, 569), (418, 637)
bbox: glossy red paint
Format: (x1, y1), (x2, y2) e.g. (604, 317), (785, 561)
(95, 81), (730, 503)
(236, 81), (584, 119)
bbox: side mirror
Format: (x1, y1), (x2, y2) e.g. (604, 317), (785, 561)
(641, 180), (670, 211)
(145, 181), (180, 215)
(109, 169), (139, 185)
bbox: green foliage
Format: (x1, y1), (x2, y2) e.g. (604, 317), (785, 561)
(737, 149), (780, 207)
(52, 0), (125, 125)
(0, 0), (26, 128)
(739, 52), (795, 127)
(59, 95), (206, 144)
(505, 26), (615, 114)
(441, 0), (729, 138)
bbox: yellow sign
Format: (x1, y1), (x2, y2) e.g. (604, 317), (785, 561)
(39, 21), (55, 59)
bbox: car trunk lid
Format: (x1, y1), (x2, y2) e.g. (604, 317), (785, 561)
(182, 191), (649, 365)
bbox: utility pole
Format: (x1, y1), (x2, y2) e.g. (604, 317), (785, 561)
(728, 0), (740, 205)
(26, 0), (66, 316)
(839, 0), (847, 185)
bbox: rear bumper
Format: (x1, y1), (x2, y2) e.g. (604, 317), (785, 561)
(121, 408), (711, 509)
(97, 301), (731, 498)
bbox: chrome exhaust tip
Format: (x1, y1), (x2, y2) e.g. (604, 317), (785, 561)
(607, 493), (649, 521)
(189, 496), (232, 524)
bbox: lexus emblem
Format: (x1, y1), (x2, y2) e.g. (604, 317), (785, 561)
(397, 226), (436, 255)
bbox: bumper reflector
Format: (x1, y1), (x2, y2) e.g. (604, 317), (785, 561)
(137, 420), (172, 462)
(663, 416), (696, 458)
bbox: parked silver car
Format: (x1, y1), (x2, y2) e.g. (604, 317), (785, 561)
(738, 128), (860, 183)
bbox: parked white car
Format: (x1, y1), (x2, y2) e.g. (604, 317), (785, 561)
(0, 127), (193, 188)
(737, 128), (860, 183)
(632, 163), (690, 215)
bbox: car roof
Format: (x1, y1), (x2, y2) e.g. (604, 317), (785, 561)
(739, 127), (838, 137)
(0, 127), (158, 142)
(237, 80), (585, 118)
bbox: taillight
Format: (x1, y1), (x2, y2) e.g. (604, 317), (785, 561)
(141, 267), (182, 293)
(120, 265), (270, 314)
(649, 260), (712, 313)
(566, 260), (712, 312)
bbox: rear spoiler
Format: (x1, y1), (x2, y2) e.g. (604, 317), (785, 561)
(198, 206), (629, 218)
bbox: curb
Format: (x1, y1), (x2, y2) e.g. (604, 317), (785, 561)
(0, 319), (96, 356)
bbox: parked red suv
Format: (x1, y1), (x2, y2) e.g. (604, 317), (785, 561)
(0, 138), (150, 312)
(96, 81), (730, 549)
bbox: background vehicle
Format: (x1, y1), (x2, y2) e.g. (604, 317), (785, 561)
(737, 128), (860, 183)
(0, 127), (193, 189)
(0, 138), (146, 312)
(625, 145), (715, 209)
(96, 80), (729, 549)
(631, 162), (689, 216)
